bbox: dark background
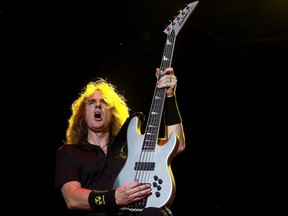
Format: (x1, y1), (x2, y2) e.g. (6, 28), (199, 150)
(2, 0), (287, 214)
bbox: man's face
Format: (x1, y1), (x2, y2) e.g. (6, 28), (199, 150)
(85, 90), (113, 133)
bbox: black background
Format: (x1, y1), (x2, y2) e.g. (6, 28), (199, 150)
(2, 0), (287, 214)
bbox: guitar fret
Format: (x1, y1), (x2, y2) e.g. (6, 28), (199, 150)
(155, 95), (162, 98)
(148, 124), (159, 127)
(163, 55), (169, 61)
(166, 38), (172, 45)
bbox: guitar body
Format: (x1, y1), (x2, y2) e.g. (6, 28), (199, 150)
(113, 116), (179, 209)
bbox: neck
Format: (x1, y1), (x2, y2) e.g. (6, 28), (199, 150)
(87, 130), (110, 147)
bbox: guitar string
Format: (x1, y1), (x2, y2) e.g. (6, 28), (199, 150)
(137, 31), (175, 186)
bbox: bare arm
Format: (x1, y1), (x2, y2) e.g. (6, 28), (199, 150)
(61, 181), (92, 210)
(61, 180), (151, 211)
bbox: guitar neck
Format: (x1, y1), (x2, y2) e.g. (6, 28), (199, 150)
(159, 34), (176, 73)
(143, 34), (176, 151)
(142, 1), (199, 150)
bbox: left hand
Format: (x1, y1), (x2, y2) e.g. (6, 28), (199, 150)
(155, 67), (177, 97)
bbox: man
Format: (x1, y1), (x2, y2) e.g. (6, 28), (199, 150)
(55, 67), (185, 216)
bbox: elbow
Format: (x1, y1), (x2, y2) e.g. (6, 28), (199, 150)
(179, 145), (185, 154)
(65, 202), (75, 210)
(64, 197), (79, 210)
(176, 140), (186, 154)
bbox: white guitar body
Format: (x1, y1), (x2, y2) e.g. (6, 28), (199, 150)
(113, 116), (179, 209)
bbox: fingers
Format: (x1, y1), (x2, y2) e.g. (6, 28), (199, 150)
(163, 67), (174, 76)
(130, 181), (151, 197)
(155, 67), (174, 77)
(157, 74), (177, 88)
(116, 181), (151, 205)
(156, 67), (176, 84)
(130, 184), (151, 200)
(155, 67), (177, 97)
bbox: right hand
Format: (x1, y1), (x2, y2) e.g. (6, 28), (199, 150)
(115, 180), (151, 206)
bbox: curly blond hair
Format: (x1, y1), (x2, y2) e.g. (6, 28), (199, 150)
(66, 78), (130, 144)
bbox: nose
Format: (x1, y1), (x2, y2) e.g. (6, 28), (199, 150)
(94, 100), (102, 107)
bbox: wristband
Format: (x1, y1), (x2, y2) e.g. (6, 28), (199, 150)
(164, 95), (182, 125)
(88, 189), (116, 210)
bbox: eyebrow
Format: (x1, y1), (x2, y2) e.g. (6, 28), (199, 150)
(86, 98), (108, 105)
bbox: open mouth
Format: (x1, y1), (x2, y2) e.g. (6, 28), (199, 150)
(94, 111), (102, 120)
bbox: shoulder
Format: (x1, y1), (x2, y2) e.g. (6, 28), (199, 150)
(56, 144), (83, 157)
(57, 143), (80, 151)
(55, 144), (90, 166)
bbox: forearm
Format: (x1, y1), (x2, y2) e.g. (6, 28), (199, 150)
(164, 95), (186, 154)
(61, 183), (117, 211)
(62, 186), (92, 210)
(166, 123), (185, 154)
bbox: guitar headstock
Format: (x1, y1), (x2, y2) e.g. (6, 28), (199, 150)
(164, 1), (199, 36)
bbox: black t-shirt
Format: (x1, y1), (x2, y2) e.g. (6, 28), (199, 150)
(54, 112), (138, 193)
(54, 114), (136, 216)
(55, 137), (127, 192)
(55, 136), (128, 216)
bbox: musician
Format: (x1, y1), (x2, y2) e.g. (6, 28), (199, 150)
(55, 67), (186, 216)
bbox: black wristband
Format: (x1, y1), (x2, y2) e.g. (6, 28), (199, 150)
(164, 95), (182, 125)
(88, 189), (117, 210)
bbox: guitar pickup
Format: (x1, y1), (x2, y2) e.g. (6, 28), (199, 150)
(134, 162), (155, 170)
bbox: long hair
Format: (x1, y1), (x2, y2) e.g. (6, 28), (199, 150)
(65, 78), (130, 144)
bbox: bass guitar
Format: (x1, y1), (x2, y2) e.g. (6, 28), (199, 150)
(113, 1), (199, 212)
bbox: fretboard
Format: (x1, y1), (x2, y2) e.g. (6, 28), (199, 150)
(142, 33), (176, 151)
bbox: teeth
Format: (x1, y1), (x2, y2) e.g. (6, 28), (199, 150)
(95, 112), (101, 118)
